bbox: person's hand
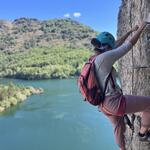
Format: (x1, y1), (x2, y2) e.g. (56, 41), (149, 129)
(145, 13), (150, 24)
(131, 25), (139, 32)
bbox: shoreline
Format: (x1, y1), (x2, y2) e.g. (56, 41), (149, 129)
(0, 83), (43, 112)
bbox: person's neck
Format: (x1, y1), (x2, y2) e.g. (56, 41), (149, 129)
(95, 51), (101, 55)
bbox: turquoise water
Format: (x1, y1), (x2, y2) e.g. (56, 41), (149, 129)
(0, 78), (118, 150)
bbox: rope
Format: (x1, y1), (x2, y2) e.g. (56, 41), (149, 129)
(126, 114), (135, 150)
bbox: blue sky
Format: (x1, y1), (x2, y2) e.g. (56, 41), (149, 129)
(0, 0), (121, 36)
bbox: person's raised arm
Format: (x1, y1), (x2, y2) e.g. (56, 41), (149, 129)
(129, 13), (150, 45)
(115, 25), (139, 48)
(129, 21), (147, 46)
(96, 20), (149, 69)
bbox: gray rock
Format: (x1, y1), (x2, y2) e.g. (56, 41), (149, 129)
(118, 0), (150, 149)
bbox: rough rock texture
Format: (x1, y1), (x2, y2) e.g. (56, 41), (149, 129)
(117, 0), (150, 149)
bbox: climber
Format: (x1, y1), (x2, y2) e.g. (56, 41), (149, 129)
(90, 17), (150, 150)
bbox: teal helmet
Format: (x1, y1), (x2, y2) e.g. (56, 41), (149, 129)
(96, 32), (115, 48)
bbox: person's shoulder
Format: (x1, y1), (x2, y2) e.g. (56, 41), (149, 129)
(94, 54), (105, 65)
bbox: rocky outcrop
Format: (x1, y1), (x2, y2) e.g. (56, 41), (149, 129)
(117, 0), (150, 149)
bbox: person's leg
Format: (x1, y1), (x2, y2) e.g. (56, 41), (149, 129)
(124, 95), (150, 134)
(106, 115), (126, 150)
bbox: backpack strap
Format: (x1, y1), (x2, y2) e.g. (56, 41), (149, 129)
(103, 71), (112, 98)
(89, 55), (97, 63)
(110, 73), (116, 89)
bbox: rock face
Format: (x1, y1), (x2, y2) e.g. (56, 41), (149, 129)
(117, 0), (150, 149)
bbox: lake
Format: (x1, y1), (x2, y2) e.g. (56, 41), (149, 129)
(0, 78), (118, 150)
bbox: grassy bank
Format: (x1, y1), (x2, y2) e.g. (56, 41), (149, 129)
(0, 82), (43, 112)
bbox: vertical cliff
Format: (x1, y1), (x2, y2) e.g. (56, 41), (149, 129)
(117, 0), (150, 149)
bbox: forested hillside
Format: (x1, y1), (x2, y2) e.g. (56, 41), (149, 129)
(0, 46), (91, 79)
(0, 18), (96, 79)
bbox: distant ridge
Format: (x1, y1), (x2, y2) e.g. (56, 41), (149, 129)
(0, 17), (97, 51)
